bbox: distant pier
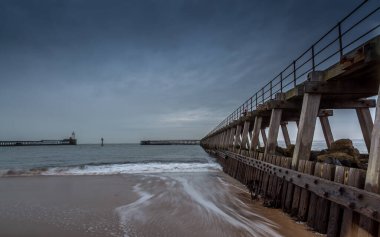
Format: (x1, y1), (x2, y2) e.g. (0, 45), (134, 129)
(140, 140), (200, 145)
(0, 132), (77, 146)
(0, 139), (77, 146)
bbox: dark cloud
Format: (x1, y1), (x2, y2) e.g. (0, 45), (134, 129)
(0, 0), (374, 143)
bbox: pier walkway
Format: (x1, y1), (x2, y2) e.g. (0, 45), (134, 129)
(201, 2), (380, 236)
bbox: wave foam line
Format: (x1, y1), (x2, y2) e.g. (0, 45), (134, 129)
(41, 162), (222, 175)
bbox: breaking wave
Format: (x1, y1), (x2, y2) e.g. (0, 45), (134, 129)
(0, 162), (222, 177)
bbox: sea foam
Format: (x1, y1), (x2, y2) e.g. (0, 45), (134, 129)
(41, 162), (222, 176)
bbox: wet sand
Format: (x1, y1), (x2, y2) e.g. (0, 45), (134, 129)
(0, 172), (318, 237)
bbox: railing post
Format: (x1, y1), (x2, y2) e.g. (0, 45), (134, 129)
(311, 45), (315, 71)
(338, 22), (343, 59)
(262, 88), (264, 104)
(293, 61), (297, 87)
(280, 72), (283, 93)
(270, 81), (273, 99)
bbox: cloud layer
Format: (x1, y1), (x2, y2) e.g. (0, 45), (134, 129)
(0, 0), (373, 143)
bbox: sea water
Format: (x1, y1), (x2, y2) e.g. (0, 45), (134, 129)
(0, 144), (221, 175)
(0, 140), (367, 176)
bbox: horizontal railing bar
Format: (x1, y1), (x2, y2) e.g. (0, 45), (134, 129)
(343, 24), (380, 51)
(342, 6), (380, 37)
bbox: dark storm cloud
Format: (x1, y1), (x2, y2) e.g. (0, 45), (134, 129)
(0, 0), (372, 143)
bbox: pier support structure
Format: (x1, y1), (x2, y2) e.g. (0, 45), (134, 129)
(280, 122), (292, 148)
(319, 115), (334, 149)
(264, 109), (282, 158)
(233, 124), (242, 152)
(292, 71), (323, 169)
(240, 120), (251, 153)
(356, 107), (374, 153)
(261, 128), (267, 147)
(251, 116), (263, 152)
(358, 72), (380, 237)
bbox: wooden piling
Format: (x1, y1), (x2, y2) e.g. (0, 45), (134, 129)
(251, 116), (263, 151)
(280, 122), (291, 148)
(319, 116), (334, 149)
(356, 108), (373, 153)
(264, 109), (282, 157)
(292, 71), (323, 169)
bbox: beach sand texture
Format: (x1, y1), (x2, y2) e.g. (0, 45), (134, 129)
(0, 172), (317, 237)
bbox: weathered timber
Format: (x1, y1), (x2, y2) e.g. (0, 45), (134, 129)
(358, 74), (380, 237)
(326, 166), (347, 237)
(280, 122), (292, 148)
(228, 127), (236, 150)
(201, 16), (380, 237)
(356, 107), (374, 153)
(240, 121), (251, 152)
(261, 128), (267, 147)
(291, 160), (306, 217)
(233, 124), (242, 151)
(264, 109), (282, 157)
(298, 161), (316, 222)
(251, 116), (263, 151)
(292, 71), (323, 169)
(319, 116), (334, 149)
(314, 163), (335, 233)
(307, 162), (322, 228)
(281, 157), (293, 211)
(340, 168), (365, 237)
(219, 150), (380, 223)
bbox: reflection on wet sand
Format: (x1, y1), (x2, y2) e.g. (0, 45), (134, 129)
(115, 173), (315, 237)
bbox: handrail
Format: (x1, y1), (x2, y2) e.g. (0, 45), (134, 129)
(205, 1), (380, 138)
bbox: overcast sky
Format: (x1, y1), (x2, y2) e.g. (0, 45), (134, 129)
(0, 0), (379, 144)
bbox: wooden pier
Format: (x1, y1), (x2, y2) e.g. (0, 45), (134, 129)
(140, 140), (200, 145)
(201, 2), (380, 237)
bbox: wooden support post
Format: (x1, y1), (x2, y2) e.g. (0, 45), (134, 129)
(357, 82), (380, 236)
(261, 128), (267, 147)
(240, 121), (251, 152)
(217, 132), (225, 149)
(212, 136), (216, 148)
(233, 125), (242, 151)
(356, 108), (373, 153)
(319, 116), (334, 149)
(224, 129), (232, 149)
(281, 122), (291, 148)
(264, 109), (282, 157)
(365, 85), (380, 194)
(251, 116), (263, 151)
(341, 168), (365, 237)
(292, 71), (322, 169)
(228, 127), (236, 150)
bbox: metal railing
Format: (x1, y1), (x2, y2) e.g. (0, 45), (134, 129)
(205, 0), (380, 138)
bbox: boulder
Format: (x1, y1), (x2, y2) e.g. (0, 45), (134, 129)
(330, 139), (354, 150)
(315, 139), (363, 168)
(317, 152), (359, 167)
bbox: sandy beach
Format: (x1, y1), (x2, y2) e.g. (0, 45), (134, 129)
(0, 172), (318, 237)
